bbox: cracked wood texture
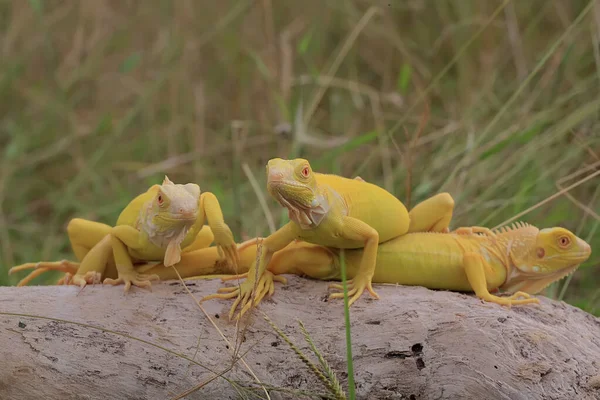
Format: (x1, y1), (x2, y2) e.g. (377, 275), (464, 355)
(1, 276), (600, 400)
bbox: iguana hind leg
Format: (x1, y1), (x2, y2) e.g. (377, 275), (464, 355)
(19, 235), (119, 288)
(463, 252), (540, 306)
(407, 192), (455, 233)
(352, 179), (454, 233)
(9, 260), (79, 286)
(65, 235), (115, 288)
(9, 218), (113, 286)
(67, 218), (114, 260)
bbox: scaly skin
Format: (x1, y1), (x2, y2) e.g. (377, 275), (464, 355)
(203, 157), (418, 318)
(9, 176), (238, 291)
(137, 221), (590, 314)
(14, 217), (590, 313)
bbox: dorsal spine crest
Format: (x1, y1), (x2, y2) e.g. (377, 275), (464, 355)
(491, 221), (532, 235)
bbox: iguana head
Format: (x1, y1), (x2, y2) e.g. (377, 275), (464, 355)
(266, 158), (328, 228)
(144, 176), (201, 266)
(498, 222), (591, 294)
(152, 175), (200, 226)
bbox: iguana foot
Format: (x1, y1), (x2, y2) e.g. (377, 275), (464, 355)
(328, 274), (380, 306)
(479, 292), (540, 306)
(103, 271), (160, 292)
(201, 271), (287, 320)
(63, 271), (102, 287)
(9, 260), (80, 286)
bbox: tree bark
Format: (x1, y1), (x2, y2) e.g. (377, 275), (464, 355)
(1, 276), (599, 400)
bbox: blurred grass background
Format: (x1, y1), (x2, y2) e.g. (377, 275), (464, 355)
(1, 0), (598, 314)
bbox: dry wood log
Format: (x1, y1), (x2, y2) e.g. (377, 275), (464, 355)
(1, 276), (599, 400)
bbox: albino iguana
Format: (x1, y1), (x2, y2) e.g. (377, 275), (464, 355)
(9, 176), (239, 291)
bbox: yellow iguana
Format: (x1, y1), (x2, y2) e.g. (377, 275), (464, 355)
(9, 176), (239, 291)
(18, 221), (590, 315)
(178, 222), (590, 309)
(10, 188), (453, 287)
(202, 158), (460, 319)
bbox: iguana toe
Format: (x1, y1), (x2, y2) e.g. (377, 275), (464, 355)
(220, 272), (249, 282)
(506, 291), (533, 300)
(479, 293), (540, 307)
(328, 276), (380, 306)
(10, 260), (80, 286)
(203, 270), (287, 320)
(103, 272), (159, 292)
(65, 271), (102, 288)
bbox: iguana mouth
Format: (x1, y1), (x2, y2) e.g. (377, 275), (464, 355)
(157, 212), (199, 223)
(166, 213), (198, 221)
(267, 180), (316, 210)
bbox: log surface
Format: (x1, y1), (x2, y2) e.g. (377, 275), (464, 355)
(1, 276), (599, 400)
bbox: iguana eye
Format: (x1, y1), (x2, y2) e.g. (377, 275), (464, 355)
(157, 194), (163, 205)
(301, 166), (310, 177)
(557, 236), (570, 248)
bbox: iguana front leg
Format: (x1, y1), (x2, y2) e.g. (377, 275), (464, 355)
(326, 216), (380, 305)
(462, 252), (540, 306)
(407, 192), (455, 233)
(181, 225), (215, 253)
(201, 222), (297, 320)
(103, 225), (159, 291)
(242, 241), (336, 307)
(198, 192), (239, 270)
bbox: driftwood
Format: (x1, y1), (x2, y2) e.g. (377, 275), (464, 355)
(1, 276), (599, 400)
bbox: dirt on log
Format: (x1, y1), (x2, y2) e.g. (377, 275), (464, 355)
(1, 276), (599, 400)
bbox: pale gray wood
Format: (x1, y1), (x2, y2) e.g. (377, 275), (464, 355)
(1, 276), (599, 399)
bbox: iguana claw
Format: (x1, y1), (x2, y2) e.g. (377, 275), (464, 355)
(487, 291), (540, 306)
(63, 271), (102, 287)
(219, 272), (249, 282)
(9, 260), (79, 287)
(328, 273), (380, 306)
(201, 271), (287, 320)
(103, 271), (160, 292)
